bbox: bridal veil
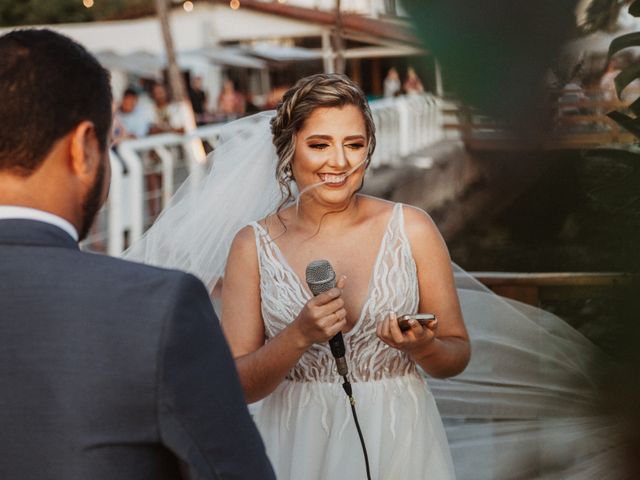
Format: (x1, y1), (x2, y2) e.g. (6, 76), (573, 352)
(124, 112), (622, 479)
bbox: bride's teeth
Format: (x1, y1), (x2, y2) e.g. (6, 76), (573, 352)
(321, 174), (346, 184)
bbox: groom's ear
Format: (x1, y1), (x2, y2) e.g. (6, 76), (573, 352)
(68, 121), (101, 182)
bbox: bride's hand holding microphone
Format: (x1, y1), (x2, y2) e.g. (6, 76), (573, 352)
(292, 275), (348, 348)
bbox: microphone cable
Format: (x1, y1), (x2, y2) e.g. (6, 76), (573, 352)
(340, 375), (371, 480)
(305, 260), (371, 480)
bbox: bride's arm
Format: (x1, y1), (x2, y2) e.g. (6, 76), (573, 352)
(377, 206), (470, 378)
(221, 226), (347, 403)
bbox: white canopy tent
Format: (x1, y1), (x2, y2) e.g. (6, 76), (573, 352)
(0, 3), (326, 100)
(0, 2), (424, 101)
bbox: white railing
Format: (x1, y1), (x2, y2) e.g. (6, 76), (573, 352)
(83, 94), (445, 256)
(368, 94), (444, 167)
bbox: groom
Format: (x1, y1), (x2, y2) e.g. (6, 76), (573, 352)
(0, 29), (274, 479)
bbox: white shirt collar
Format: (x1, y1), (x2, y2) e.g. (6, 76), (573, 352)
(0, 206), (79, 241)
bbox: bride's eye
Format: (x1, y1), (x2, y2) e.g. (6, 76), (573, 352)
(346, 143), (365, 150)
(309, 143), (329, 150)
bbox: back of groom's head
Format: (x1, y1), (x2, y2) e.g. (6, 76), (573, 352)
(0, 29), (112, 175)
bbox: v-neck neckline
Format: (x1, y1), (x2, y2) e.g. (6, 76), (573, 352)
(254, 203), (400, 336)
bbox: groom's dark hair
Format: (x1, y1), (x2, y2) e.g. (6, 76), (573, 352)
(0, 29), (112, 176)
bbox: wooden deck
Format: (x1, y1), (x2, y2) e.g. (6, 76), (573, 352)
(447, 89), (639, 151)
(470, 272), (635, 306)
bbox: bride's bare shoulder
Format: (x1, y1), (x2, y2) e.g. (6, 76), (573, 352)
(357, 194), (396, 221)
(230, 223), (258, 251)
(358, 196), (443, 246)
(397, 203), (447, 254)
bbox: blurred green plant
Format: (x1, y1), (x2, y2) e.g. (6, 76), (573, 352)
(575, 2), (640, 475)
(400, 0), (579, 134)
(586, 0), (640, 226)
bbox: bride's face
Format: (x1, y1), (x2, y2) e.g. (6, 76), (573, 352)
(292, 104), (369, 207)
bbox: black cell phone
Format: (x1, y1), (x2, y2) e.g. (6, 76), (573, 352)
(398, 313), (437, 332)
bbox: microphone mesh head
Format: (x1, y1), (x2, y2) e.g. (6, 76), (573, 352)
(305, 260), (336, 296)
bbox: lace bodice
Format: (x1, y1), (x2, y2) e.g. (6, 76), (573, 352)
(251, 203), (419, 383)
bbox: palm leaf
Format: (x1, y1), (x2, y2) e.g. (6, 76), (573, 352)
(608, 32), (640, 58)
(607, 110), (640, 138)
(628, 97), (640, 117)
(614, 63), (640, 99)
(629, 0), (640, 17)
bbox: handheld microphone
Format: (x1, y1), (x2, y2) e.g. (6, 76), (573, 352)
(306, 260), (371, 480)
(305, 260), (349, 377)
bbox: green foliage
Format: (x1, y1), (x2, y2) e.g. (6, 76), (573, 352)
(400, 1), (578, 134)
(0, 0), (153, 27)
(629, 0), (640, 15)
(607, 110), (640, 137)
(582, 148), (640, 224)
(608, 31), (640, 58)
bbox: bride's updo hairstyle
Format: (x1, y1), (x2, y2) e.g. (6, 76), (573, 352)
(270, 73), (376, 207)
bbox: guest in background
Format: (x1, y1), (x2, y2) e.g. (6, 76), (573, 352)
(404, 66), (424, 94)
(115, 88), (153, 138)
(265, 85), (289, 110)
(217, 78), (245, 119)
(189, 75), (208, 122)
(149, 83), (186, 134)
(384, 67), (401, 98)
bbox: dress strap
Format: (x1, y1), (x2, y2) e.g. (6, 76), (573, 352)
(249, 221), (269, 275)
(390, 203), (413, 258)
(249, 221), (279, 257)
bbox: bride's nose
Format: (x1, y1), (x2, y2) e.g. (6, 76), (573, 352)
(327, 145), (349, 169)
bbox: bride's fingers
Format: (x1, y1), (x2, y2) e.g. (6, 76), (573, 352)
(378, 316), (391, 339)
(388, 312), (405, 344)
(427, 319), (438, 334)
(319, 309), (346, 329)
(312, 288), (342, 307)
(335, 308), (347, 322)
(336, 274), (347, 290)
(315, 297), (345, 318)
(408, 320), (426, 338)
(326, 314), (347, 337)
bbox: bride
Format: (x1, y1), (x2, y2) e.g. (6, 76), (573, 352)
(126, 74), (622, 479)
(221, 74), (467, 478)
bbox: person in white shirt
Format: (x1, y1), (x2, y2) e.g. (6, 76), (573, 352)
(149, 83), (187, 134)
(115, 88), (153, 138)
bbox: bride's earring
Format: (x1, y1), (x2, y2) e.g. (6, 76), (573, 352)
(283, 164), (293, 182)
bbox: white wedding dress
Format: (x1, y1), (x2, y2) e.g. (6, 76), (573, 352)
(125, 112), (626, 479)
(250, 203), (456, 480)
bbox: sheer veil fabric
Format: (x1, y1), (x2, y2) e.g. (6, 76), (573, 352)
(124, 112), (622, 479)
(125, 111), (283, 294)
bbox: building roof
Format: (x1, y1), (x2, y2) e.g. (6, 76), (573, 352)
(225, 0), (421, 46)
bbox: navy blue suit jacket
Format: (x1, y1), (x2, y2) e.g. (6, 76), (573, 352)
(0, 219), (275, 480)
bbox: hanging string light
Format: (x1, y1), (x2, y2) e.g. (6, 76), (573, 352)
(230, 0), (240, 10)
(82, 0), (94, 8)
(183, 1), (194, 12)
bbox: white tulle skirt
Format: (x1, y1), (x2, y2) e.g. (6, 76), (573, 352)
(253, 374), (456, 480)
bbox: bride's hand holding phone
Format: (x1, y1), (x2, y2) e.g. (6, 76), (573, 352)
(376, 311), (438, 357)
